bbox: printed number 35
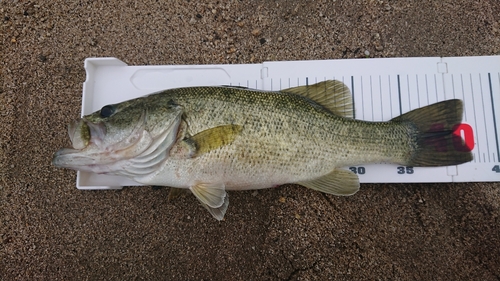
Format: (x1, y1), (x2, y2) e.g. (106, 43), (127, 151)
(397, 166), (414, 174)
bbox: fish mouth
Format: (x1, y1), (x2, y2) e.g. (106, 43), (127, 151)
(67, 119), (107, 150)
(53, 118), (109, 170)
(53, 112), (182, 177)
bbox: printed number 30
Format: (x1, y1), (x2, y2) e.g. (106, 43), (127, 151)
(349, 167), (366, 174)
(397, 166), (414, 174)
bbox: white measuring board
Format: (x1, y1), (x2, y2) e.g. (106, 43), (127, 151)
(76, 56), (500, 189)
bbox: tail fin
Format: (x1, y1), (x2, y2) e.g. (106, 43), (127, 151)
(391, 99), (473, 167)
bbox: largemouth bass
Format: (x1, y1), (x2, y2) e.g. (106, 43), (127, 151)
(53, 80), (472, 220)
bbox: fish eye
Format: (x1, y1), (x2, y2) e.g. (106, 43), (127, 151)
(167, 99), (178, 108)
(99, 105), (115, 118)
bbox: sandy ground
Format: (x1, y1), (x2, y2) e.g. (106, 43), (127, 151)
(1, 0), (500, 280)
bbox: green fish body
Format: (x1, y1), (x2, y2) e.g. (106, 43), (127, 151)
(53, 80), (472, 220)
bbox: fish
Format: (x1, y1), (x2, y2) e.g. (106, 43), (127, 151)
(53, 80), (473, 220)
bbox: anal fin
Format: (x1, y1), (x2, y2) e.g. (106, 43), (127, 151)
(190, 182), (229, 220)
(298, 168), (360, 196)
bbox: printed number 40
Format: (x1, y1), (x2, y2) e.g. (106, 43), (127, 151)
(493, 165), (500, 173)
(397, 166), (414, 174)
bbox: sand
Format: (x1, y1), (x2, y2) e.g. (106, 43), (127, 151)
(1, 0), (499, 280)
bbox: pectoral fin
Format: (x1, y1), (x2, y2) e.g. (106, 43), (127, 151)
(200, 197), (229, 221)
(298, 168), (360, 196)
(190, 182), (229, 220)
(170, 125), (243, 158)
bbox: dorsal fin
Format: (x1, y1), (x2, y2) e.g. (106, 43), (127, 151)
(282, 80), (354, 118)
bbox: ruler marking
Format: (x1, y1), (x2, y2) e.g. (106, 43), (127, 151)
(361, 76), (365, 120)
(351, 76), (356, 119)
(389, 76), (394, 118)
(442, 73), (446, 101)
(425, 74), (430, 105)
(397, 75), (402, 116)
(340, 76), (345, 115)
(416, 75), (421, 108)
(489, 73), (500, 162)
(407, 75), (411, 110)
(379, 75), (384, 120)
(470, 73), (481, 163)
(460, 74), (468, 122)
(434, 74), (438, 102)
(451, 74), (456, 99)
(370, 75), (374, 121)
(479, 73), (491, 162)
